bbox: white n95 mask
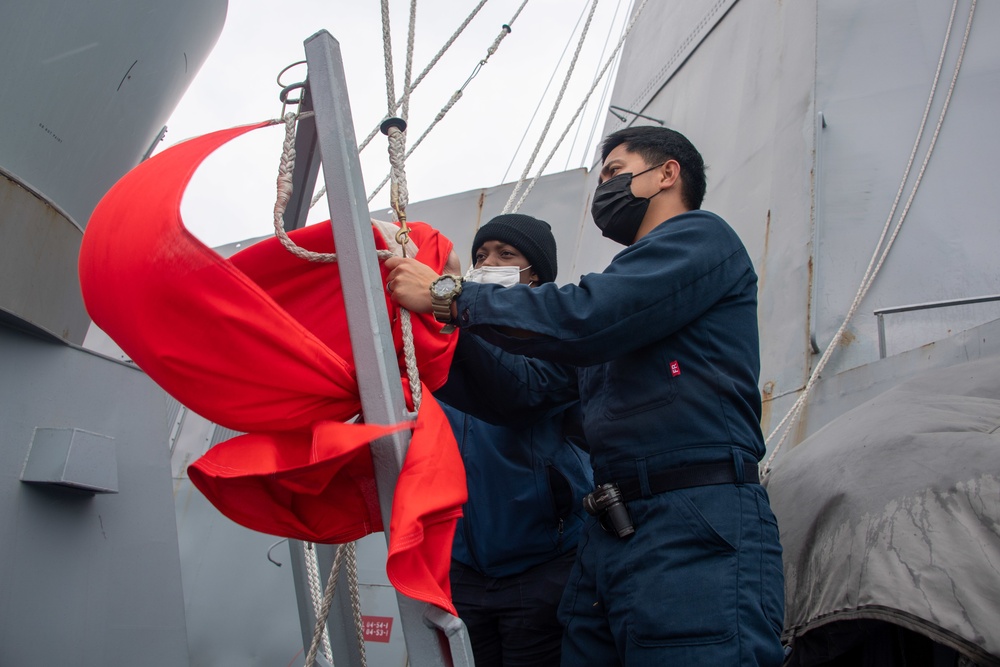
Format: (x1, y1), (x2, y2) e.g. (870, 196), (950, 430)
(464, 265), (530, 287)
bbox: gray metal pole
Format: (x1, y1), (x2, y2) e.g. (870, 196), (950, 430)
(302, 29), (472, 667)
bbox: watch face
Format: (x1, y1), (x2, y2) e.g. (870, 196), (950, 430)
(432, 276), (456, 297)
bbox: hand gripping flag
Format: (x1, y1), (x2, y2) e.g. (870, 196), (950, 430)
(78, 121), (466, 615)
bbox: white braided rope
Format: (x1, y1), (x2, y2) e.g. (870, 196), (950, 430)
(505, 0), (651, 213)
(400, 308), (423, 410)
(312, 2), (492, 212)
(305, 543), (353, 667)
(502, 0), (600, 214)
(344, 542), (369, 667)
(366, 1), (529, 203)
(272, 112), (395, 263)
(354, 0), (490, 157)
(367, 89), (463, 203)
(386, 126), (410, 222)
(273, 113), (339, 262)
(380, 0), (396, 110)
(762, 0), (976, 476)
(402, 0), (418, 123)
(303, 543), (334, 665)
(268, 115), (424, 417)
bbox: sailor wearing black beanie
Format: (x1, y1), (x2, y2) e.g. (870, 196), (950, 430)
(471, 213), (558, 284)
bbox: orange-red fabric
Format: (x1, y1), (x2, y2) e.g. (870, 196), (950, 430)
(78, 121), (466, 614)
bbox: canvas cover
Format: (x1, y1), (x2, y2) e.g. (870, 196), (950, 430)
(767, 356), (1000, 665)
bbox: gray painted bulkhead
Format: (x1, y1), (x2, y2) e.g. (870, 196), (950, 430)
(0, 329), (189, 666)
(1, 0), (226, 664)
(0, 0), (227, 343)
(592, 0), (1000, 444)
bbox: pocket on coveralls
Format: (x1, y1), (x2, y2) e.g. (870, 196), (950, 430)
(625, 486), (739, 646)
(602, 348), (678, 419)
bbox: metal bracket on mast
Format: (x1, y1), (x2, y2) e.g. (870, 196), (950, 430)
(280, 29), (473, 667)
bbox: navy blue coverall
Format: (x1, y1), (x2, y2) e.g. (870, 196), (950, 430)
(449, 210), (785, 666)
(434, 334), (592, 665)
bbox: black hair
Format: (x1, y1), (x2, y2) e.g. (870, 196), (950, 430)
(601, 125), (707, 210)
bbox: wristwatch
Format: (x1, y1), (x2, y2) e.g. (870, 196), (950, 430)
(429, 274), (463, 333)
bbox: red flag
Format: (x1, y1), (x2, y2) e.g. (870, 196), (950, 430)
(78, 121), (466, 614)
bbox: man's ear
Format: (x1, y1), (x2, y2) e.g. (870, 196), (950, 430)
(659, 159), (681, 191)
(526, 269), (541, 286)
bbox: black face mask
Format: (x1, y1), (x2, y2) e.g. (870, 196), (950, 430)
(591, 163), (664, 246)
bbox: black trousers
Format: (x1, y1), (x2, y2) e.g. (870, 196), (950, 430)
(451, 551), (576, 667)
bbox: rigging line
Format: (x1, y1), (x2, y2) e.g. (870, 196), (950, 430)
(508, 0), (651, 213)
(502, 0), (601, 215)
(346, 543), (369, 667)
(303, 543), (334, 665)
(402, 0), (418, 123)
(365, 0), (532, 203)
(564, 0), (627, 171)
(383, 0), (419, 226)
(311, 0), (503, 212)
(762, 0), (976, 476)
(378, 0), (423, 410)
(380, 0), (397, 110)
(572, 0), (630, 171)
(501, 0), (592, 184)
(355, 0), (491, 156)
(305, 543), (350, 667)
(580, 46), (622, 169)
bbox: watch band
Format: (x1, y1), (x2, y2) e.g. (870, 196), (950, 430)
(429, 275), (463, 333)
(431, 299), (455, 324)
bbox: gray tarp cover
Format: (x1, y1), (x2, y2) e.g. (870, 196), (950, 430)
(766, 357), (1000, 664)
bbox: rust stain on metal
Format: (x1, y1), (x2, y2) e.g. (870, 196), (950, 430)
(758, 209), (771, 290)
(474, 190), (486, 230)
(806, 255), (815, 354)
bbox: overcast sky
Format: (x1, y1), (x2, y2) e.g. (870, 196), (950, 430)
(164, 0), (633, 248)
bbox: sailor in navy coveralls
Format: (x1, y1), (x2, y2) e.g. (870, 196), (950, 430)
(387, 126), (785, 667)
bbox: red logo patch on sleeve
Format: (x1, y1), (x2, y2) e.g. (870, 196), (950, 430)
(670, 360), (681, 377)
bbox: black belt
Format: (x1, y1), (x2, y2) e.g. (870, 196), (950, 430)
(612, 460), (760, 503)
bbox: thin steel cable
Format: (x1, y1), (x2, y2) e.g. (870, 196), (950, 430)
(762, 0), (976, 475)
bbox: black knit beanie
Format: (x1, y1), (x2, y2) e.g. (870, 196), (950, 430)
(471, 214), (558, 284)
